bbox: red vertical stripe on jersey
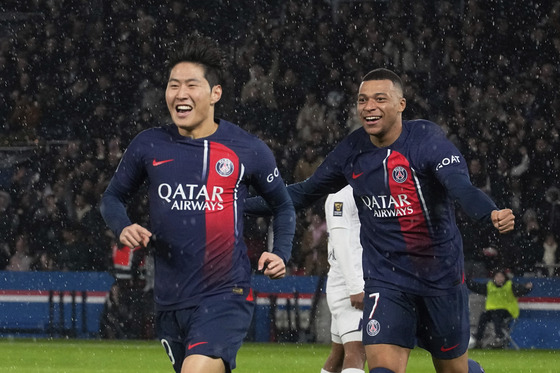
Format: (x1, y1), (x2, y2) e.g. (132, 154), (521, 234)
(386, 151), (431, 252)
(205, 142), (239, 278)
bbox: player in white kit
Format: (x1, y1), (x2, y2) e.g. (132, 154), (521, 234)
(321, 185), (366, 373)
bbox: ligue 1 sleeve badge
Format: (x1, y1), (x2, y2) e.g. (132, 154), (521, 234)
(333, 202), (343, 216)
(216, 158), (234, 177)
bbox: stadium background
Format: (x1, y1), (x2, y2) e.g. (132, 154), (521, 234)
(1, 0), (560, 354)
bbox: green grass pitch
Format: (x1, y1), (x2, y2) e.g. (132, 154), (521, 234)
(0, 338), (559, 372)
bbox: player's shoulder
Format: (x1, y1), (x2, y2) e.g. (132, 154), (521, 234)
(326, 185), (354, 206)
(133, 125), (174, 141)
(217, 119), (269, 146)
(328, 127), (368, 159)
(345, 126), (369, 145)
(325, 185), (355, 219)
(127, 126), (174, 149)
(404, 119), (446, 138)
(217, 119), (252, 138)
(331, 184), (354, 199)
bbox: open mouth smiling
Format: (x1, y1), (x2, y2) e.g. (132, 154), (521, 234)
(365, 115), (381, 122)
(176, 104), (193, 113)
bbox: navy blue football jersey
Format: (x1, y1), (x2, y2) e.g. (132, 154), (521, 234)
(101, 120), (295, 310)
(287, 119), (498, 296)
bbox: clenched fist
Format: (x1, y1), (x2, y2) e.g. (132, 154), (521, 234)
(491, 209), (515, 233)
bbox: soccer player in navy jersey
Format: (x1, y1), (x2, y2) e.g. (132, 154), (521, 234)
(100, 35), (295, 373)
(245, 68), (512, 373)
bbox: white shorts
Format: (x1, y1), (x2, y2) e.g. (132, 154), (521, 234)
(327, 291), (363, 344)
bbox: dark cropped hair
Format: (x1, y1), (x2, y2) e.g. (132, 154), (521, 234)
(362, 68), (403, 95)
(166, 34), (225, 88)
(492, 268), (506, 277)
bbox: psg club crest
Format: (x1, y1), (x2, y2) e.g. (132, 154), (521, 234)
(216, 158), (234, 177)
(366, 319), (381, 337)
(392, 166), (408, 183)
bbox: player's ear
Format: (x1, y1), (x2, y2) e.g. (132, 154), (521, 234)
(210, 85), (222, 104)
(399, 97), (406, 113)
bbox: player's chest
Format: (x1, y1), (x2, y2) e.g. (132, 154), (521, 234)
(346, 148), (425, 196)
(144, 140), (246, 187)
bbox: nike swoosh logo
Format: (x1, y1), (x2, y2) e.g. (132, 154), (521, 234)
(352, 172), (364, 179)
(188, 341), (208, 350)
(440, 343), (459, 352)
(152, 159), (174, 166)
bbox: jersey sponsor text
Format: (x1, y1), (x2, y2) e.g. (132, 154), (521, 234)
(361, 194), (414, 218)
(435, 155), (460, 171)
(158, 183), (225, 210)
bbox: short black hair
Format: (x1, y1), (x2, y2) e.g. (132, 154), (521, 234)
(166, 34), (225, 88)
(492, 268), (506, 277)
(362, 68), (403, 94)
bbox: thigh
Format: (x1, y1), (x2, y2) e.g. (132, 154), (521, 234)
(187, 292), (255, 372)
(492, 309), (511, 322)
(181, 354), (226, 373)
(328, 292), (363, 344)
(157, 310), (192, 373)
(156, 292), (254, 373)
(417, 284), (470, 359)
(329, 314), (342, 344)
(362, 287), (417, 349)
(478, 310), (493, 323)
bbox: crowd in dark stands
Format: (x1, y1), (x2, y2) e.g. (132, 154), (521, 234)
(1, 0), (560, 279)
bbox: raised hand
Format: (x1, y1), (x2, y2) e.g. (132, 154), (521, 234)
(491, 209), (515, 233)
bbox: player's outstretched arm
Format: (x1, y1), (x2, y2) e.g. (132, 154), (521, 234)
(490, 209), (515, 234)
(119, 223), (152, 248)
(258, 252), (286, 279)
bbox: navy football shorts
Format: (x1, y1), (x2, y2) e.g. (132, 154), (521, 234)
(362, 284), (470, 359)
(156, 288), (255, 373)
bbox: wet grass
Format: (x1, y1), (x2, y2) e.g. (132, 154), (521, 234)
(0, 338), (558, 372)
(0, 338), (166, 373)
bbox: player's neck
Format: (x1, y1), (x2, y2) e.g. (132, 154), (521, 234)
(178, 119), (219, 139)
(370, 123), (402, 148)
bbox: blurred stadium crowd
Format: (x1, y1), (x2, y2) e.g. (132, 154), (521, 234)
(1, 0), (560, 279)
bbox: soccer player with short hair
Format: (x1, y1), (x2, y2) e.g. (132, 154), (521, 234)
(100, 35), (295, 373)
(246, 68), (512, 373)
